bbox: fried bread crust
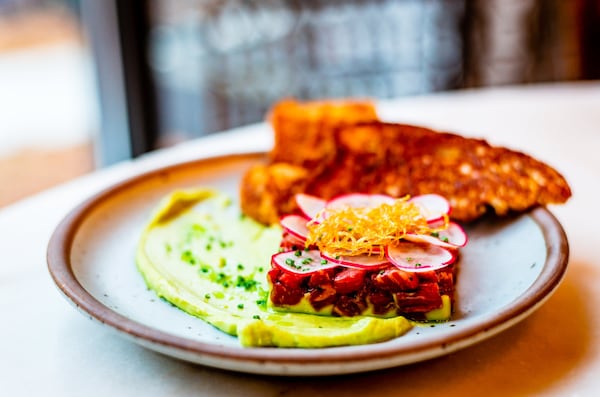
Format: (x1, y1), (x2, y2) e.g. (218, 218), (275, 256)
(268, 99), (379, 172)
(240, 162), (310, 225)
(241, 102), (571, 224)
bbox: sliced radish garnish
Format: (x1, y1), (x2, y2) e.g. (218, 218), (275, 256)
(281, 232), (307, 250)
(326, 193), (395, 211)
(385, 242), (455, 272)
(437, 222), (467, 247)
(271, 250), (338, 274)
(409, 194), (450, 223)
(320, 251), (390, 270)
(279, 214), (309, 242)
(295, 193), (326, 220)
(402, 233), (454, 249)
(403, 222), (467, 249)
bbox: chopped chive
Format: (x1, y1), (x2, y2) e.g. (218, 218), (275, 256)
(180, 250), (196, 265)
(236, 275), (258, 290)
(192, 224), (206, 233)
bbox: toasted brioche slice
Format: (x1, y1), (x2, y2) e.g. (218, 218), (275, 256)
(268, 99), (378, 171)
(241, 99), (378, 224)
(240, 162), (310, 225)
(241, 120), (571, 224)
(307, 122), (572, 221)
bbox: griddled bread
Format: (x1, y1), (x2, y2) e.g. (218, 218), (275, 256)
(241, 101), (571, 225)
(268, 99), (379, 171)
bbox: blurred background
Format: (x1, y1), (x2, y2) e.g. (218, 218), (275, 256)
(0, 0), (598, 207)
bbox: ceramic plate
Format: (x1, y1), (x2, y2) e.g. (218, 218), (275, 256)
(47, 152), (569, 376)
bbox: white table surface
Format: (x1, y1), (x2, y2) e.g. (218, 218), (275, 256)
(1, 82), (599, 396)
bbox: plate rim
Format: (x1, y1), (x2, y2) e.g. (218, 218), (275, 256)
(46, 151), (570, 371)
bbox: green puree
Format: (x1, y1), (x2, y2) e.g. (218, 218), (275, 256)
(136, 188), (412, 348)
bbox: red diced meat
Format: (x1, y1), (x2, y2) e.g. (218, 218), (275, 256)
(277, 270), (307, 290)
(333, 268), (366, 295)
(368, 290), (396, 315)
(333, 294), (366, 316)
(308, 269), (334, 288)
(395, 282), (442, 313)
(268, 255), (457, 319)
(309, 284), (337, 310)
(372, 268), (419, 292)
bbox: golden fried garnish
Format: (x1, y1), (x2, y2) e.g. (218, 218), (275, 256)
(305, 197), (443, 257)
(240, 100), (571, 224)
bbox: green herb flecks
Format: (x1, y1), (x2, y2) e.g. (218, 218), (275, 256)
(180, 249), (196, 265)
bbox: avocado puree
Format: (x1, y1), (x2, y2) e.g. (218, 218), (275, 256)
(136, 188), (413, 347)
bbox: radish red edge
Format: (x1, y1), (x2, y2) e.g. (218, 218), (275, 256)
(295, 193), (326, 220)
(403, 222), (467, 249)
(320, 251), (390, 270)
(326, 193), (396, 210)
(271, 250), (338, 274)
(409, 194), (451, 223)
(384, 243), (456, 272)
(279, 214), (309, 243)
(438, 222), (468, 247)
(403, 234), (456, 249)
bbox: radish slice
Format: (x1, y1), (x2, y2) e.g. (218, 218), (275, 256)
(403, 222), (467, 249)
(320, 251), (390, 270)
(295, 194), (326, 220)
(402, 233), (454, 249)
(280, 214), (309, 242)
(438, 222), (467, 247)
(385, 242), (455, 272)
(327, 193), (395, 211)
(409, 194), (450, 223)
(281, 232), (307, 249)
(271, 250), (338, 274)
